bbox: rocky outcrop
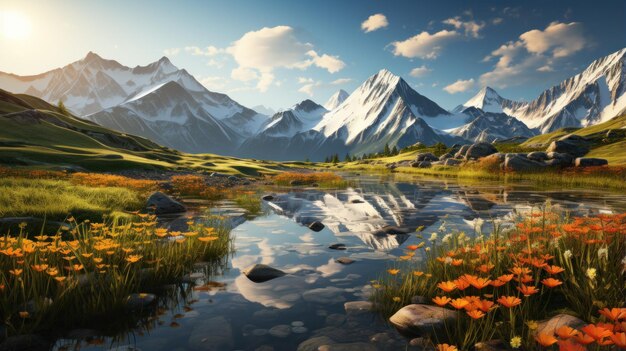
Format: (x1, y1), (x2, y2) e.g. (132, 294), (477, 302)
(145, 191), (186, 215)
(464, 142), (498, 160)
(504, 154), (547, 172)
(415, 152), (438, 162)
(389, 304), (457, 337)
(242, 264), (286, 283)
(410, 161), (431, 168)
(575, 158), (608, 167)
(546, 135), (590, 158)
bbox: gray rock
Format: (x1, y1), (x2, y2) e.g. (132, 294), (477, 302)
(410, 161), (431, 168)
(319, 343), (377, 351)
(465, 142), (498, 160)
(545, 152), (574, 166)
(415, 153), (438, 162)
(438, 153), (453, 161)
(454, 145), (471, 159)
(504, 154), (546, 172)
(243, 264), (286, 283)
(146, 192), (186, 215)
(262, 195), (274, 201)
(389, 304), (457, 338)
(373, 225), (410, 236)
(442, 159), (462, 166)
(546, 135), (590, 157)
(309, 221), (325, 232)
(536, 314), (585, 337)
(268, 324), (291, 338)
(335, 257), (355, 265)
(188, 316), (233, 351)
(344, 301), (374, 319)
(575, 158), (608, 167)
(527, 151), (549, 161)
(297, 336), (337, 351)
(328, 243), (347, 250)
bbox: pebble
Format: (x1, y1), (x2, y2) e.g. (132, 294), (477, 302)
(269, 325), (291, 338)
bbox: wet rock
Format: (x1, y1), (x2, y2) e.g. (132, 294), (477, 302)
(188, 316), (233, 351)
(410, 337), (428, 347)
(527, 151), (549, 161)
(410, 161), (431, 168)
(243, 264), (286, 283)
(182, 272), (205, 283)
(125, 293), (156, 310)
(269, 324), (291, 338)
(292, 326), (308, 334)
(415, 153), (438, 162)
(465, 142), (497, 160)
(319, 342), (377, 351)
(344, 301), (374, 319)
(308, 221), (325, 232)
(326, 314), (347, 327)
(389, 304), (457, 338)
(262, 195), (274, 201)
(536, 314), (585, 337)
(386, 163), (397, 170)
(291, 321), (304, 327)
(575, 157), (608, 167)
(442, 159), (462, 166)
(335, 257), (355, 265)
(0, 335), (49, 351)
(297, 336), (337, 351)
(253, 309), (279, 320)
(504, 154), (546, 172)
(373, 225), (410, 236)
(146, 192), (186, 215)
(546, 135), (590, 158)
(303, 287), (346, 304)
(350, 199), (365, 204)
(329, 243), (347, 250)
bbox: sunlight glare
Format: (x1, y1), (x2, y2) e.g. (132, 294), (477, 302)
(1, 11), (31, 40)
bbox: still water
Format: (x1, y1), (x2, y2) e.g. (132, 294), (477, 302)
(53, 174), (626, 351)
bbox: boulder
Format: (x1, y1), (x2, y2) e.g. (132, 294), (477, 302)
(480, 153), (505, 163)
(439, 153), (453, 161)
(308, 221), (325, 232)
(415, 153), (438, 162)
(389, 304), (457, 338)
(318, 343), (377, 351)
(145, 192), (186, 215)
(335, 257), (355, 265)
(410, 161), (431, 168)
(546, 135), (590, 157)
(465, 142), (498, 160)
(373, 225), (410, 236)
(527, 151), (549, 162)
(504, 154), (546, 172)
(243, 264), (286, 283)
(546, 152), (574, 166)
(386, 163), (397, 170)
(536, 314), (585, 337)
(297, 336), (337, 351)
(442, 159), (462, 166)
(262, 195), (275, 201)
(575, 158), (608, 167)
(328, 243), (347, 250)
(454, 145), (470, 159)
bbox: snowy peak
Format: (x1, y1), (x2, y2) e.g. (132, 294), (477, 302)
(259, 99), (327, 137)
(294, 99), (324, 113)
(324, 89), (349, 110)
(459, 86), (505, 113)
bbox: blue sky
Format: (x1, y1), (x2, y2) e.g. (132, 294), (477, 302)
(1, 0), (625, 110)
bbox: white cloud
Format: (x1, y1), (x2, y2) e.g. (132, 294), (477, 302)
(443, 78), (475, 94)
(163, 48), (180, 56)
(231, 66), (258, 82)
(330, 78), (352, 85)
(297, 77), (314, 84)
(442, 17), (485, 38)
(198, 76), (226, 91)
(185, 45), (224, 56)
(298, 80), (322, 96)
(519, 22), (585, 58)
(361, 13), (388, 33)
(409, 65), (432, 77)
(227, 26), (345, 92)
(390, 30), (459, 59)
(492, 17), (503, 25)
(479, 22), (587, 88)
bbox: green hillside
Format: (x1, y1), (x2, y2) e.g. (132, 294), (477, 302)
(0, 89), (289, 175)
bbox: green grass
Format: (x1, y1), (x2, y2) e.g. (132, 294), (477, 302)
(0, 177), (143, 221)
(522, 115), (626, 148)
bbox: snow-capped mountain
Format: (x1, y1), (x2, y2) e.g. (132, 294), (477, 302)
(251, 105), (276, 116)
(314, 69), (466, 155)
(0, 52), (267, 153)
(324, 89), (349, 110)
(451, 107), (537, 143)
(458, 48), (626, 133)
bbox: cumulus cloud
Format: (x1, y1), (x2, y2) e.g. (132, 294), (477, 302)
(390, 30), (459, 59)
(231, 66), (258, 82)
(409, 65), (432, 77)
(163, 48), (180, 56)
(198, 76), (227, 91)
(361, 13), (388, 33)
(330, 78), (352, 85)
(227, 26), (345, 92)
(298, 80), (322, 96)
(443, 78), (475, 94)
(185, 45), (224, 56)
(479, 22), (587, 88)
(442, 17), (485, 38)
(492, 17), (503, 25)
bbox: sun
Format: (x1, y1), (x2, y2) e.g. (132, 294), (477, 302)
(1, 11), (31, 40)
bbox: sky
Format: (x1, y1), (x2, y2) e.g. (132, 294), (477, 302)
(0, 0), (625, 111)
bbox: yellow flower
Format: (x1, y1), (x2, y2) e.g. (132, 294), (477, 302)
(372, 284), (382, 289)
(93, 257), (103, 263)
(510, 336), (522, 349)
(586, 268), (597, 280)
(392, 297), (401, 302)
(31, 264), (49, 272)
(125, 255), (143, 263)
(54, 276), (67, 282)
(9, 268), (23, 276)
(19, 311), (29, 318)
(387, 269), (400, 275)
(413, 271), (424, 276)
(198, 236), (218, 242)
(46, 268), (59, 276)
(526, 320), (538, 330)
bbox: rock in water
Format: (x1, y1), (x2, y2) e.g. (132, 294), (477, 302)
(145, 192), (186, 215)
(335, 257), (355, 265)
(297, 336), (337, 351)
(389, 304), (457, 338)
(575, 158), (608, 167)
(546, 135), (590, 158)
(308, 221), (325, 232)
(328, 243), (347, 250)
(188, 316), (233, 351)
(465, 142), (497, 160)
(243, 264), (286, 283)
(373, 225), (410, 236)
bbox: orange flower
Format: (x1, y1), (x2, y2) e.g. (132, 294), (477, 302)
(557, 339), (587, 351)
(510, 266), (531, 276)
(406, 245), (419, 250)
(387, 269), (400, 275)
(449, 298), (470, 310)
(581, 324), (612, 341)
(497, 296), (521, 308)
(519, 274), (534, 284)
(469, 277), (492, 289)
(477, 264), (495, 273)
(453, 277), (471, 291)
(599, 308), (626, 321)
(31, 264), (49, 272)
(497, 274), (514, 282)
(437, 281), (457, 293)
(517, 284), (539, 296)
(475, 299), (495, 313)
(609, 332), (626, 349)
(9, 269), (22, 276)
(413, 271), (424, 276)
(574, 333), (595, 345)
(490, 279), (507, 287)
(467, 310), (485, 319)
(432, 296), (452, 307)
(198, 236), (218, 242)
(544, 265), (565, 275)
(541, 278), (563, 288)
(535, 332), (558, 347)
(436, 344), (458, 351)
(451, 259), (463, 266)
(556, 325), (580, 339)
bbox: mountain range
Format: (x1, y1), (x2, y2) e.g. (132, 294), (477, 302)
(1, 48), (624, 160)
